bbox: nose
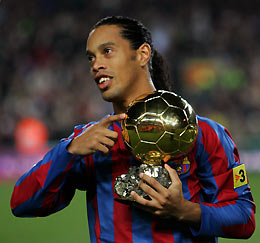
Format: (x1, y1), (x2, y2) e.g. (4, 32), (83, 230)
(92, 56), (106, 73)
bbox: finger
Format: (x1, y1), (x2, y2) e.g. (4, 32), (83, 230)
(131, 191), (153, 207)
(164, 164), (180, 184)
(138, 178), (160, 200)
(100, 113), (126, 128)
(96, 143), (109, 154)
(140, 173), (167, 194)
(102, 128), (118, 140)
(99, 136), (115, 148)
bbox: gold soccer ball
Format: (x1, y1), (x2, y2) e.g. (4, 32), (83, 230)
(121, 90), (198, 165)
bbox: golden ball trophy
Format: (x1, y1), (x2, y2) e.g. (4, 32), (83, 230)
(114, 90), (198, 203)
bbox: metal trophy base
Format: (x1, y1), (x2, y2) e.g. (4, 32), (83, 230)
(114, 164), (171, 204)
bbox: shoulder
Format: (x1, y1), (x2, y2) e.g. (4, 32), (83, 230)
(196, 115), (229, 152)
(197, 115), (235, 143)
(197, 115), (228, 142)
(197, 115), (224, 132)
(196, 115), (237, 160)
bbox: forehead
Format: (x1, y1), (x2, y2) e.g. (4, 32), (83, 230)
(87, 25), (127, 50)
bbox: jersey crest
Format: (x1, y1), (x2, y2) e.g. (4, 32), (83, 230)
(173, 156), (191, 175)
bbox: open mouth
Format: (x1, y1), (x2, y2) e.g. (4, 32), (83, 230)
(98, 77), (110, 84)
(95, 75), (113, 90)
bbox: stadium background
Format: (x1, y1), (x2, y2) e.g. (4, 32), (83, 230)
(0, 0), (259, 242)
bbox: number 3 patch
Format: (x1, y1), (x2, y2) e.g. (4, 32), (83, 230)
(233, 164), (248, 189)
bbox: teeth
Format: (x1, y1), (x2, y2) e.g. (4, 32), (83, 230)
(99, 77), (110, 84)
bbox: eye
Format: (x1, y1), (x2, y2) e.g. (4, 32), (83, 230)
(104, 48), (112, 55)
(87, 55), (95, 63)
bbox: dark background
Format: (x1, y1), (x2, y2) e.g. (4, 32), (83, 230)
(0, 0), (259, 150)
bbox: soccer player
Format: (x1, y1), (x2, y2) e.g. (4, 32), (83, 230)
(11, 16), (255, 242)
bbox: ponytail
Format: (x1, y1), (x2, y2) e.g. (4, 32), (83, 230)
(151, 49), (173, 91)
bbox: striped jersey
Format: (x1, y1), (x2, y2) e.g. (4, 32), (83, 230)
(11, 115), (256, 242)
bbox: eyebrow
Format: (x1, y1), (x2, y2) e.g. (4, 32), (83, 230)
(86, 42), (116, 56)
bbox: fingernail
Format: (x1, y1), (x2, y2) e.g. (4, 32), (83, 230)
(139, 173), (144, 178)
(120, 113), (126, 119)
(130, 191), (135, 197)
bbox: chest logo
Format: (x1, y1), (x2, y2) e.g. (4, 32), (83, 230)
(175, 156), (191, 175)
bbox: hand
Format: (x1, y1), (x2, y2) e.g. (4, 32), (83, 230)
(131, 164), (184, 218)
(67, 113), (125, 156)
(131, 164), (201, 224)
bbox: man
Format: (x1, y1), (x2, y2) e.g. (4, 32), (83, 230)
(11, 16), (255, 242)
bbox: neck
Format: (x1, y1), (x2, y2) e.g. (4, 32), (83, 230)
(113, 77), (156, 114)
(113, 103), (128, 114)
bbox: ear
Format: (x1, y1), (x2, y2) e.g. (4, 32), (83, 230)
(136, 43), (151, 67)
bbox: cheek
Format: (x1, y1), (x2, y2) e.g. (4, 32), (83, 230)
(113, 60), (128, 79)
(117, 65), (136, 85)
(112, 54), (138, 83)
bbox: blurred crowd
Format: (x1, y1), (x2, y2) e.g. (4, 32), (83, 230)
(0, 0), (259, 150)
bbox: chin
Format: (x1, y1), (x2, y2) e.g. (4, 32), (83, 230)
(101, 93), (117, 103)
(101, 89), (122, 103)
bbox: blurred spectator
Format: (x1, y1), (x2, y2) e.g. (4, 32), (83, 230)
(0, 0), (259, 150)
(14, 117), (48, 154)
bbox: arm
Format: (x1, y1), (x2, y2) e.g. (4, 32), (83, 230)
(10, 130), (88, 217)
(190, 117), (255, 238)
(11, 114), (125, 217)
(131, 117), (255, 239)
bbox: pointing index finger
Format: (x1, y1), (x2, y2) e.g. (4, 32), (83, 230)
(100, 113), (126, 128)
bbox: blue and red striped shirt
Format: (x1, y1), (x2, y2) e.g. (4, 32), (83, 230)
(11, 115), (256, 242)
